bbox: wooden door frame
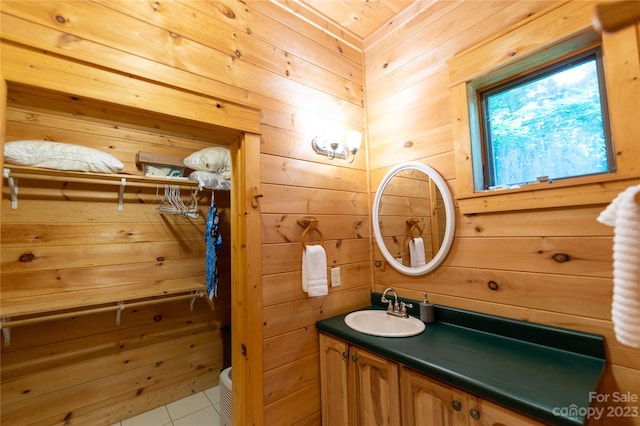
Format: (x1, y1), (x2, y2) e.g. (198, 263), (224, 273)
(231, 132), (263, 425)
(1, 74), (6, 167)
(1, 43), (264, 423)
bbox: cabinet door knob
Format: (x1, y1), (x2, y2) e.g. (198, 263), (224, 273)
(451, 400), (462, 411)
(342, 351), (349, 359)
(469, 408), (480, 420)
(351, 354), (359, 363)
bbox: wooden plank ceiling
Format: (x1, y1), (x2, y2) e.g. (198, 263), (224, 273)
(275, 0), (417, 42)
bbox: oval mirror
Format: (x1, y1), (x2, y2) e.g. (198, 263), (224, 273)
(372, 162), (455, 276)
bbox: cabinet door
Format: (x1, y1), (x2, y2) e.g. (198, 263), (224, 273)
(401, 367), (469, 426)
(469, 398), (545, 426)
(319, 334), (350, 426)
(350, 347), (401, 426)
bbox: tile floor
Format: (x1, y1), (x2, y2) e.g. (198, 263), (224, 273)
(113, 386), (222, 426)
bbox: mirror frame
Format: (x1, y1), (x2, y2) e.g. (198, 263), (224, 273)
(372, 162), (456, 276)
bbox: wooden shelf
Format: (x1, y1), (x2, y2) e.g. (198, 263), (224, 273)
(3, 164), (201, 210)
(1, 279), (207, 318)
(1, 281), (207, 344)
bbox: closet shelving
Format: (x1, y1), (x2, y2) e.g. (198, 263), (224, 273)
(1, 286), (206, 346)
(3, 164), (201, 211)
(1, 164), (208, 345)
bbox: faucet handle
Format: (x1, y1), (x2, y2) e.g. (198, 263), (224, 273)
(400, 301), (413, 314)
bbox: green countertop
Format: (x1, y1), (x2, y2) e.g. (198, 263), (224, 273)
(316, 294), (606, 426)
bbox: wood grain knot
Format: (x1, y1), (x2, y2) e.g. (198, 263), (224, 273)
(55, 15), (66, 24)
(19, 252), (36, 263)
(404, 141), (414, 148)
(487, 280), (499, 291)
(218, 4), (235, 19)
(552, 253), (571, 263)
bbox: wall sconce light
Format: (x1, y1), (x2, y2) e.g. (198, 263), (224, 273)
(311, 130), (362, 163)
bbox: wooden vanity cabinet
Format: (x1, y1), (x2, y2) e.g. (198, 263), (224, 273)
(319, 333), (401, 426)
(401, 367), (545, 426)
(400, 366), (468, 425)
(319, 333), (545, 426)
(319, 333), (350, 425)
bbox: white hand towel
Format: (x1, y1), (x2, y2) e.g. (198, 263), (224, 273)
(409, 237), (426, 268)
(597, 184), (640, 348)
(302, 245), (328, 297)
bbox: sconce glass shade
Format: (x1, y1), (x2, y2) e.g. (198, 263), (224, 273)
(346, 131), (362, 152)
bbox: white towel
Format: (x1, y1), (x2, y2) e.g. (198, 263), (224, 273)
(409, 237), (426, 268)
(597, 184), (640, 348)
(302, 245), (328, 297)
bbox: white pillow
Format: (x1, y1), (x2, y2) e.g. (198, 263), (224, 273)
(189, 171), (231, 190)
(183, 147), (230, 177)
(4, 140), (124, 173)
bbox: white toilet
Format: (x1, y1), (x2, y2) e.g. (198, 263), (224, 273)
(220, 367), (232, 426)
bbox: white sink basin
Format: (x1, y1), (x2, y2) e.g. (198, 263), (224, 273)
(344, 310), (426, 337)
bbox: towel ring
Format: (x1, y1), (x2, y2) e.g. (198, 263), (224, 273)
(409, 223), (423, 239)
(301, 226), (324, 249)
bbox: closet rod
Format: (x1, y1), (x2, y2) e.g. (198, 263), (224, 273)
(4, 166), (201, 210)
(1, 291), (203, 328)
(6, 171), (199, 190)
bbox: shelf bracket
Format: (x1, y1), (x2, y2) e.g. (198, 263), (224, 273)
(3, 168), (18, 209)
(116, 301), (125, 325)
(1, 317), (11, 346)
(118, 178), (126, 211)
(190, 291), (200, 311)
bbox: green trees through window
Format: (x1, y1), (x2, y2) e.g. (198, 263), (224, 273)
(481, 50), (613, 188)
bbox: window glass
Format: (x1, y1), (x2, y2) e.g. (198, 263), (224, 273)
(480, 50), (613, 188)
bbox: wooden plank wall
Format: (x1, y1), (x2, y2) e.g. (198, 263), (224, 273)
(365, 2), (640, 425)
(1, 0), (368, 424)
(3, 1), (637, 425)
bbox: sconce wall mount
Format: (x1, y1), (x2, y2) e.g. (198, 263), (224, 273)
(311, 130), (362, 163)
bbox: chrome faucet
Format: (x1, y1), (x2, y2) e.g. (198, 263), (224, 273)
(381, 288), (413, 318)
(381, 287), (398, 312)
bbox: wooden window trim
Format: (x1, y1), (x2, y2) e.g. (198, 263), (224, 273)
(448, 1), (640, 214)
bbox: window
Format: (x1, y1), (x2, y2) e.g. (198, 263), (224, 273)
(479, 48), (613, 190)
(448, 1), (639, 214)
